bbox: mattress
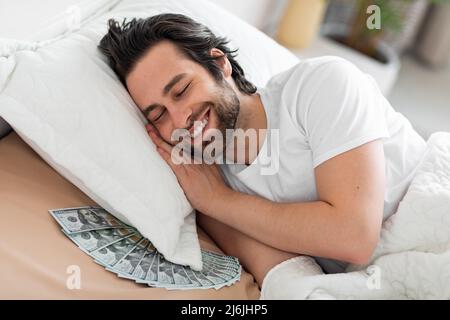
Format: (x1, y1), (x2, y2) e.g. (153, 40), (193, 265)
(0, 132), (260, 299)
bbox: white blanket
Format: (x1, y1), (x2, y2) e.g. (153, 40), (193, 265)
(261, 132), (450, 299)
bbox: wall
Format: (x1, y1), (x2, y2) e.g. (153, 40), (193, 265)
(208, 0), (284, 32)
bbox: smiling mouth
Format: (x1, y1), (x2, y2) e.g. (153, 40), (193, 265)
(189, 108), (210, 139)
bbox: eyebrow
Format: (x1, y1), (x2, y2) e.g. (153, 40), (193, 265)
(142, 73), (187, 118)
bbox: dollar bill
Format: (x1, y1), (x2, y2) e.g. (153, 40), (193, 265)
(183, 267), (203, 287)
(109, 238), (150, 275)
(132, 244), (157, 280)
(203, 253), (239, 269)
(143, 251), (159, 284)
(202, 250), (240, 265)
(91, 233), (142, 267)
(50, 206), (125, 234)
(156, 255), (175, 286)
(203, 263), (239, 278)
(202, 268), (229, 285)
(202, 254), (241, 277)
(64, 228), (135, 253)
(190, 269), (216, 287)
(202, 263), (235, 282)
(172, 264), (193, 286)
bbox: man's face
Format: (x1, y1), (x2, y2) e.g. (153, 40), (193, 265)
(126, 41), (240, 155)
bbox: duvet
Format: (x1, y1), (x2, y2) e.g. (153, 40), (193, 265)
(261, 132), (450, 299)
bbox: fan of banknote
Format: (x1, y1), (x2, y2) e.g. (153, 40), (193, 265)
(49, 206), (241, 290)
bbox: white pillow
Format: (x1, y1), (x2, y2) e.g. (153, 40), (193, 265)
(0, 0), (299, 270)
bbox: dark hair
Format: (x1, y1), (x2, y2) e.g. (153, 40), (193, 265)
(98, 13), (257, 95)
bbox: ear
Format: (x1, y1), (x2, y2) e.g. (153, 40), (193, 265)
(210, 48), (232, 78)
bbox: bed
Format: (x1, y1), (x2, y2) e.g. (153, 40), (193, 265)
(3, 0), (449, 300)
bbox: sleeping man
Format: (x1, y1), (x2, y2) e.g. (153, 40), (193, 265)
(99, 13), (426, 288)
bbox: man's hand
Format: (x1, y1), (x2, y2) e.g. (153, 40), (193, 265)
(146, 124), (232, 214)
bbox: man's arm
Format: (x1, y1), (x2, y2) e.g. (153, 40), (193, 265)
(206, 140), (385, 265)
(148, 126), (385, 265)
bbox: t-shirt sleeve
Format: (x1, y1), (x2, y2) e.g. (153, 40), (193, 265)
(292, 57), (390, 168)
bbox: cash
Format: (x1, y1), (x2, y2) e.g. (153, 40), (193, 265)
(49, 206), (241, 290)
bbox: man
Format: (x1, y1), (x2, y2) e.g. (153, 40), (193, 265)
(98, 13), (426, 287)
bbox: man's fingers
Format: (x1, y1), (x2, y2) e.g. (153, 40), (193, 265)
(156, 146), (172, 165)
(157, 146), (186, 176)
(145, 123), (156, 133)
(148, 130), (173, 154)
(146, 126), (192, 166)
(146, 123), (163, 142)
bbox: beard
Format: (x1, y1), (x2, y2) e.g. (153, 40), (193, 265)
(212, 79), (240, 136)
(184, 78), (240, 162)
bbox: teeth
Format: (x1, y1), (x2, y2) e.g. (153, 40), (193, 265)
(191, 116), (208, 139)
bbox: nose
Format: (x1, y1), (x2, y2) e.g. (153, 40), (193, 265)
(168, 104), (192, 130)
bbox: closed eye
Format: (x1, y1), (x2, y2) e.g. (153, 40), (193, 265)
(152, 108), (166, 122)
(176, 82), (191, 98)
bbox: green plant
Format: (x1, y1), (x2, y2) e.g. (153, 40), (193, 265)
(342, 0), (450, 60)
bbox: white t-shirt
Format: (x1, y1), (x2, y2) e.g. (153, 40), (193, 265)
(219, 56), (427, 272)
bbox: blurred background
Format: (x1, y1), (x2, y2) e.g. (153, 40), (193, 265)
(1, 0), (449, 139)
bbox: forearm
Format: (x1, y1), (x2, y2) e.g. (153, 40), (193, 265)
(205, 189), (372, 264)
